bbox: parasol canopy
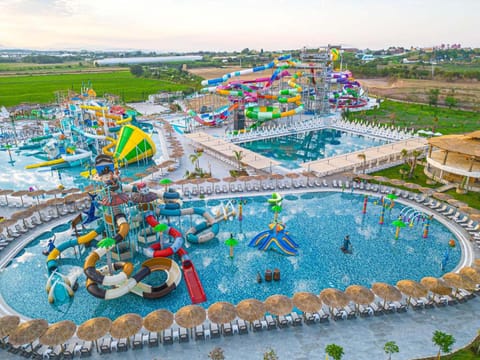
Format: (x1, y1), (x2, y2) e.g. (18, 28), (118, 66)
(110, 313), (143, 339)
(388, 179), (405, 186)
(459, 267), (480, 283)
(345, 285), (375, 305)
(403, 183), (421, 190)
(130, 191), (158, 204)
(432, 192), (453, 201)
(420, 277), (452, 296)
(264, 295), (293, 316)
(76, 317), (112, 342)
(175, 305), (206, 328)
(396, 280), (428, 299)
(100, 192), (129, 206)
(39, 320), (76, 347)
(319, 288), (351, 308)
(371, 282), (402, 304)
(207, 302), (237, 324)
(0, 315), (20, 338)
(442, 272), (477, 290)
(9, 319), (48, 346)
(143, 309), (174, 333)
(292, 292), (322, 313)
(235, 299), (266, 322)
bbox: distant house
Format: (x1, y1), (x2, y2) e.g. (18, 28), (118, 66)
(361, 54), (375, 62)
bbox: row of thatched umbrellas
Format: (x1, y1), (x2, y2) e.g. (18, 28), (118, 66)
(2, 265), (479, 352)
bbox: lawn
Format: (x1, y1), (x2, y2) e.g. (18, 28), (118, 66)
(0, 71), (195, 106)
(351, 100), (480, 135)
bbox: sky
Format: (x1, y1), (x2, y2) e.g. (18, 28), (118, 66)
(0, 0), (478, 52)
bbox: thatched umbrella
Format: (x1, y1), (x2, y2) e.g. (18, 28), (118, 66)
(270, 173), (285, 187)
(301, 171), (315, 185)
(206, 177), (221, 191)
(27, 190), (46, 205)
(459, 267), (480, 284)
(0, 189), (13, 205)
(189, 178), (205, 192)
(403, 182), (421, 190)
(418, 187), (434, 194)
(474, 259), (480, 270)
(143, 309), (174, 338)
(0, 315), (20, 345)
(120, 177), (135, 184)
(77, 317), (112, 352)
(345, 285), (375, 311)
(285, 172), (300, 186)
(356, 174), (373, 181)
(447, 199), (468, 208)
(9, 319), (48, 350)
(388, 179), (405, 186)
(372, 175), (389, 183)
(45, 188), (63, 198)
(371, 282), (402, 308)
(471, 214), (480, 223)
(134, 172), (148, 180)
(10, 190), (29, 207)
(236, 299), (266, 322)
(319, 288), (351, 313)
(39, 320), (76, 353)
(442, 272), (477, 292)
(62, 187), (81, 195)
(175, 305), (206, 329)
(130, 191), (158, 204)
(208, 302), (237, 325)
(110, 313), (143, 347)
(175, 178), (190, 192)
(396, 280), (428, 306)
(100, 192), (129, 206)
(292, 292), (322, 313)
(264, 295), (293, 316)
(420, 277), (452, 297)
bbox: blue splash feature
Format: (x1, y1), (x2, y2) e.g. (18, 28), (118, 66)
(240, 128), (389, 169)
(0, 192), (460, 324)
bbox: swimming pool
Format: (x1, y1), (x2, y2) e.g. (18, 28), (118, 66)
(0, 131), (165, 191)
(0, 191), (459, 323)
(239, 128), (390, 169)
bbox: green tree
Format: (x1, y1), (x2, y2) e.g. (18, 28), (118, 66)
(428, 88), (440, 106)
(233, 150), (245, 170)
(208, 347), (225, 360)
(444, 95), (457, 109)
(263, 348), (278, 360)
(384, 341), (399, 360)
(432, 330), (455, 359)
(189, 150), (203, 172)
(400, 149), (423, 179)
(129, 64), (144, 77)
(325, 344), (344, 360)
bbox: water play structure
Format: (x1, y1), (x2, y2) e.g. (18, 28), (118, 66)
(249, 192), (299, 256)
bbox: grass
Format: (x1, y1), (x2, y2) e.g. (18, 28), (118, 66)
(351, 100), (480, 135)
(0, 71), (195, 106)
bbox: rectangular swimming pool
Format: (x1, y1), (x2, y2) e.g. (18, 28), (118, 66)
(239, 128), (390, 169)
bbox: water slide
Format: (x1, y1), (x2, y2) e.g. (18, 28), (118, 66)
(143, 212), (206, 304)
(113, 124), (156, 165)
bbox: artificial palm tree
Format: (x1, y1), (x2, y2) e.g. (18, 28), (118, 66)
(97, 237), (116, 274)
(189, 150), (203, 173)
(233, 150), (245, 170)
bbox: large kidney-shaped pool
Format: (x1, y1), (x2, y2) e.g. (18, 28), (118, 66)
(0, 191), (460, 323)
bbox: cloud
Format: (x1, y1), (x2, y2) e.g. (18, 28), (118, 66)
(0, 0), (80, 16)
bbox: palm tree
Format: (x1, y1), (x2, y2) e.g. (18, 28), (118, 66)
(325, 344), (344, 360)
(384, 341), (399, 360)
(233, 150), (245, 170)
(189, 150), (203, 173)
(432, 330), (455, 359)
(357, 153), (366, 174)
(400, 149), (423, 179)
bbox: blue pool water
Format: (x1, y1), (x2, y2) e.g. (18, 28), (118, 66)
(240, 128), (389, 169)
(0, 192), (459, 324)
(0, 131), (165, 191)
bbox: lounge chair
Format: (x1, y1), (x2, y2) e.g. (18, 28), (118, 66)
(117, 338), (128, 352)
(368, 303), (384, 316)
(433, 296), (448, 307)
(303, 312), (315, 325)
(358, 305), (373, 317)
(222, 322), (233, 336)
(132, 333), (143, 350)
(79, 341), (93, 357)
(237, 319), (248, 334)
(63, 341), (77, 359)
(419, 297), (435, 309)
(252, 319), (263, 332)
(210, 323), (220, 338)
(343, 305), (356, 319)
(332, 308), (346, 321)
(148, 332), (159, 347)
(410, 298), (424, 310)
(392, 301), (407, 313)
(265, 315), (277, 330)
(443, 208), (456, 217)
(194, 325), (205, 340)
(179, 327), (189, 342)
(290, 312), (302, 326)
(318, 309), (330, 322)
(277, 315), (288, 328)
(100, 337), (112, 354)
(162, 329), (173, 345)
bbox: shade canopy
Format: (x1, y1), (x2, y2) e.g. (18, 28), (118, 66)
(76, 317), (112, 341)
(459, 267), (480, 283)
(345, 285), (375, 305)
(143, 309), (174, 333)
(420, 277), (452, 296)
(292, 292), (322, 313)
(110, 313), (143, 339)
(207, 302), (237, 324)
(442, 272), (477, 290)
(371, 282), (402, 302)
(319, 288), (351, 308)
(396, 280), (428, 299)
(235, 299), (266, 322)
(264, 294), (293, 316)
(175, 305), (206, 328)
(9, 319), (48, 346)
(39, 320), (76, 347)
(0, 315), (20, 338)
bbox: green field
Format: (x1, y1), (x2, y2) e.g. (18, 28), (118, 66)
(0, 71), (195, 106)
(353, 100), (480, 135)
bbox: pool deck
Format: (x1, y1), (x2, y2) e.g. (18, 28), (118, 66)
(0, 116), (479, 359)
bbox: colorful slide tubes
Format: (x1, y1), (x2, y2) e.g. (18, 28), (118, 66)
(143, 212), (206, 304)
(249, 223), (299, 256)
(113, 124), (156, 165)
